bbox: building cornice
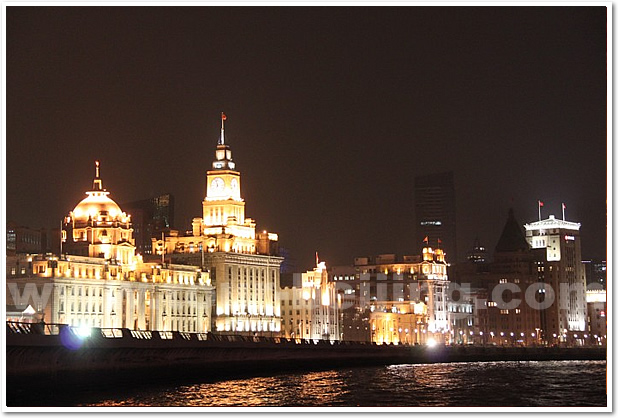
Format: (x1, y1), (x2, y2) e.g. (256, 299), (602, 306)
(524, 215), (581, 232)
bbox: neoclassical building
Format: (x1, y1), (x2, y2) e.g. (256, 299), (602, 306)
(7, 163), (215, 332)
(348, 245), (451, 343)
(155, 115), (283, 334)
(62, 161), (135, 263)
(280, 260), (341, 341)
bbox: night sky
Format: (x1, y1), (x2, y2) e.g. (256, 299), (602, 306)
(6, 6), (608, 270)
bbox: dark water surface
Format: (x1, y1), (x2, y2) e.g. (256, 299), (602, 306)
(77, 360), (606, 407)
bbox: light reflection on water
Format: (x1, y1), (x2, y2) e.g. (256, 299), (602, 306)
(86, 360), (606, 407)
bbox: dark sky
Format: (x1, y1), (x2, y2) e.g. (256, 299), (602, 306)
(6, 6), (608, 271)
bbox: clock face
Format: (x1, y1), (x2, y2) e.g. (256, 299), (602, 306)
(211, 177), (225, 194)
(230, 178), (238, 190)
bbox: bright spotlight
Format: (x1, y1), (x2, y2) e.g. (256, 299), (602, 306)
(426, 338), (437, 348)
(75, 325), (92, 339)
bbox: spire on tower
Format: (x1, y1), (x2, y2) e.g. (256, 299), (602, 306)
(212, 113), (236, 170)
(219, 112), (227, 145)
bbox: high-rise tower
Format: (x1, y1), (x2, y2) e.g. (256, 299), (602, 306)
(524, 214), (587, 337)
(414, 171), (457, 263)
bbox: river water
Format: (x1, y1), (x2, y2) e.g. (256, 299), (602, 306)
(78, 360), (606, 407)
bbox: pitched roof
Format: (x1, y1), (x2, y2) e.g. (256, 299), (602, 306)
(495, 208), (530, 253)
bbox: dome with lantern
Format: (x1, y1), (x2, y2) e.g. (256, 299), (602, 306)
(70, 161), (129, 223)
(72, 191), (124, 221)
(63, 161), (135, 262)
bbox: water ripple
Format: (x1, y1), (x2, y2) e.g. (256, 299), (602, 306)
(84, 360), (606, 407)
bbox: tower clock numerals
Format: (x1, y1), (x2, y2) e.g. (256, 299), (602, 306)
(211, 177), (225, 194)
(230, 178), (238, 190)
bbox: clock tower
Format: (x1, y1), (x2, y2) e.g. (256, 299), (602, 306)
(159, 113), (282, 336)
(203, 113), (245, 227)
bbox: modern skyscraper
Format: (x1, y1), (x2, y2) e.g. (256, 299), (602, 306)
(122, 193), (175, 255)
(414, 171), (457, 263)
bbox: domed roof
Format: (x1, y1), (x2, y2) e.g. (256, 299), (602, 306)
(70, 161), (127, 222)
(72, 191), (123, 221)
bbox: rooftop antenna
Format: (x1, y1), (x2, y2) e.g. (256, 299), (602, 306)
(59, 218), (63, 257)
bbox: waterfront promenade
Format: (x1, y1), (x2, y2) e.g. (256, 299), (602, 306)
(6, 322), (606, 387)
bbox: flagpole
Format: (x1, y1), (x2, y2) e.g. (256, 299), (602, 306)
(538, 200), (541, 221)
(562, 203), (565, 221)
(161, 232), (165, 265)
(220, 112), (225, 145)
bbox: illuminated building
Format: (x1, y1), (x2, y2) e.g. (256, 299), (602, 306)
(7, 163), (214, 332)
(586, 289), (606, 346)
(350, 247), (450, 344)
(280, 260), (340, 341)
(369, 301), (428, 345)
(414, 171), (457, 262)
(62, 161), (135, 263)
(7, 254), (213, 332)
(525, 213), (587, 337)
(155, 115), (283, 334)
(448, 287), (487, 345)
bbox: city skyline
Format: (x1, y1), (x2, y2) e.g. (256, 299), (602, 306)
(5, 6), (608, 270)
